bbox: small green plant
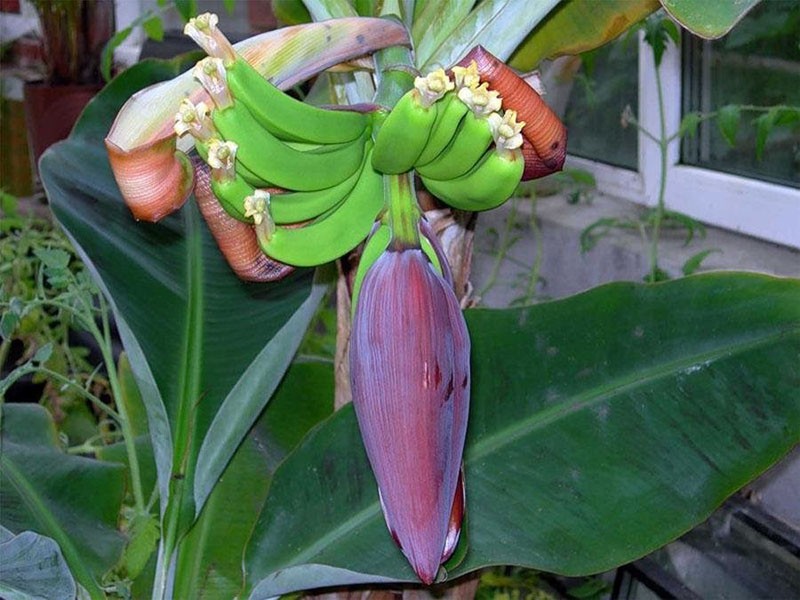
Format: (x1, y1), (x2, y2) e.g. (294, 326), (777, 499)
(582, 16), (800, 282)
(0, 207), (158, 596)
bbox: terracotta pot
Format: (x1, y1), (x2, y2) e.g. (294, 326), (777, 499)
(23, 81), (101, 168)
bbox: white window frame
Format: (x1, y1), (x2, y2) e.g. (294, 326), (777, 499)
(568, 31), (800, 250)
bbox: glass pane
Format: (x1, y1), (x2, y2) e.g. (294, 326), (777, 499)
(563, 34), (639, 170)
(681, 2), (800, 187)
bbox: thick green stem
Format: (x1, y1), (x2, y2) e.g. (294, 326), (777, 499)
(386, 172), (420, 248)
(372, 43), (416, 109)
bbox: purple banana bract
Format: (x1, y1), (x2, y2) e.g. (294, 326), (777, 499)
(349, 227), (470, 584)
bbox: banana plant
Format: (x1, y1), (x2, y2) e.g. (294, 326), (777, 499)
(5, 0), (795, 599)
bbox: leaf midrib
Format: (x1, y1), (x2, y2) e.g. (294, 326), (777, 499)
(467, 328), (799, 461)
(275, 325), (798, 569)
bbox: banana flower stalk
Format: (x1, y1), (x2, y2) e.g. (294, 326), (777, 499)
(350, 220), (469, 584)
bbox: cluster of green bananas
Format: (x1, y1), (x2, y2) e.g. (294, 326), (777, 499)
(371, 61), (526, 212)
(174, 13), (384, 268)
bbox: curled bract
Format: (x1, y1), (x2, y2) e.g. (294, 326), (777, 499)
(459, 45), (567, 178)
(349, 223), (469, 584)
(105, 135), (194, 222)
(193, 161), (293, 281)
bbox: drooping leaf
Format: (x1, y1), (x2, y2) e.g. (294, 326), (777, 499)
(143, 15), (165, 42)
(754, 108), (778, 161)
(0, 404), (126, 600)
(716, 104), (741, 147)
(421, 0), (561, 71)
(644, 16), (678, 68)
(0, 527), (76, 600)
(681, 248), (721, 277)
(660, 0), (762, 40)
(39, 55), (317, 539)
(509, 0), (659, 71)
(245, 273), (800, 595)
(678, 111), (703, 139)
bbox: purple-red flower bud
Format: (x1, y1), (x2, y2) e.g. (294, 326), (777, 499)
(349, 232), (470, 584)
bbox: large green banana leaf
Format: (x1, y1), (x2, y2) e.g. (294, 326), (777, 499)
(245, 273), (800, 595)
(0, 404), (126, 600)
(40, 53), (321, 532)
(172, 360), (334, 599)
(509, 0), (660, 71)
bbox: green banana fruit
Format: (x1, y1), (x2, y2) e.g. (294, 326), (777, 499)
(420, 147), (525, 212)
(212, 103), (368, 191)
(225, 56), (369, 144)
(253, 148), (385, 267)
(207, 163), (364, 225)
(414, 92), (469, 167)
(415, 111), (494, 180)
(372, 70), (454, 174)
(351, 223), (392, 314)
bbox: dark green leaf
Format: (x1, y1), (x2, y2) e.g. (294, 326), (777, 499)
(272, 0), (312, 25)
(142, 15), (164, 42)
(0, 527), (76, 600)
(121, 514), (160, 580)
(682, 248), (721, 276)
(174, 361), (334, 598)
(660, 0), (761, 39)
(644, 17), (677, 67)
(100, 26), (133, 83)
(716, 105), (741, 147)
(174, 0), (198, 22)
(0, 311), (18, 339)
(39, 54), (317, 540)
(245, 273), (800, 594)
(0, 404), (126, 599)
(223, 0), (236, 15)
(754, 109), (779, 161)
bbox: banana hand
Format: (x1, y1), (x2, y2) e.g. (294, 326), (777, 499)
(372, 70), (453, 174)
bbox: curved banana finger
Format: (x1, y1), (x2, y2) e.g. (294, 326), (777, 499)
(415, 110), (494, 180)
(421, 146), (525, 212)
(226, 56), (369, 144)
(414, 91), (469, 167)
(212, 102), (369, 191)
(252, 148), (385, 267)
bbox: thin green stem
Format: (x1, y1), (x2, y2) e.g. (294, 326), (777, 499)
(99, 295), (147, 513)
(524, 195), (543, 305)
(2, 365), (119, 421)
(649, 52), (669, 282)
(480, 197), (519, 298)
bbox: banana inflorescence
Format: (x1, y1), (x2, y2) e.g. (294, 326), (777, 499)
(175, 13), (562, 276)
(176, 13), (384, 269)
